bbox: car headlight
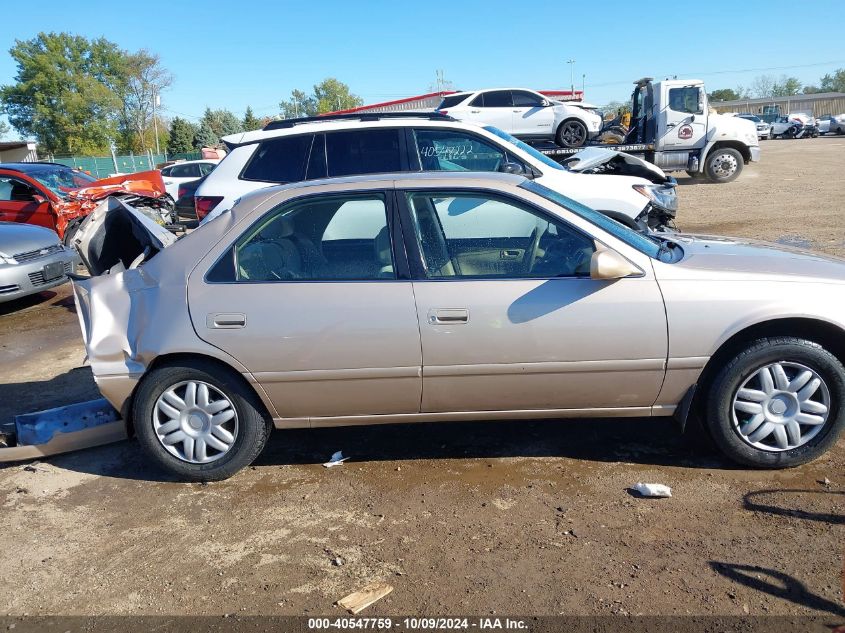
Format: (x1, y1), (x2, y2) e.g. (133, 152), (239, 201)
(0, 252), (16, 265)
(633, 183), (677, 212)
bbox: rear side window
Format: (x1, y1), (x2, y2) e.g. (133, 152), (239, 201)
(326, 129), (402, 177)
(241, 134), (314, 183)
(480, 90), (513, 107)
(438, 94), (468, 109)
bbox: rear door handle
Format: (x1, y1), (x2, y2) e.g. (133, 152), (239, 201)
(470, 110), (481, 113)
(428, 308), (469, 325)
(207, 313), (246, 329)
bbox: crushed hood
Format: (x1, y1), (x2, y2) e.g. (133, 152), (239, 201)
(564, 147), (671, 184)
(72, 197), (177, 276)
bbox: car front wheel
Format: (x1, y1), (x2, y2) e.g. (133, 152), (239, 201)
(133, 360), (272, 481)
(706, 337), (845, 468)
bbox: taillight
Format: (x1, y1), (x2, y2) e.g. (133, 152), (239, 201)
(438, 110), (448, 115)
(177, 184), (189, 200)
(195, 196), (223, 220)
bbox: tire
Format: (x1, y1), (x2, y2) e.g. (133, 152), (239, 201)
(556, 119), (589, 148)
(133, 359), (272, 481)
(704, 147), (743, 183)
(705, 337), (845, 468)
(685, 170), (705, 179)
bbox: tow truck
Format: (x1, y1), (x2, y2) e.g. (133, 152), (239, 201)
(532, 78), (761, 183)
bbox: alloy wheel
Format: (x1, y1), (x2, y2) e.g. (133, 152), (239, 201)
(153, 380), (239, 463)
(731, 361), (831, 452)
(560, 121), (587, 147)
(711, 152), (738, 179)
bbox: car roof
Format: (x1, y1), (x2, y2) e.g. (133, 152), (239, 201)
(224, 115), (491, 147)
(0, 162), (73, 172)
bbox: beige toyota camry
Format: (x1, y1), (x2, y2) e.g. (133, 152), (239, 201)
(71, 172), (845, 481)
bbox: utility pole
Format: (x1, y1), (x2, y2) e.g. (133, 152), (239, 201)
(581, 73), (585, 98)
(152, 90), (161, 155)
(566, 59), (576, 97)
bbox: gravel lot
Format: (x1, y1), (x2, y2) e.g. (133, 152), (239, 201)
(0, 137), (843, 619)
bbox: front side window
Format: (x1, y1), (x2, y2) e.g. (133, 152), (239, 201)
(235, 193), (393, 281)
(0, 176), (40, 202)
(406, 191), (595, 279)
(512, 90), (545, 107)
(480, 90), (513, 108)
(413, 129), (512, 172)
(668, 87), (702, 114)
(241, 134), (313, 183)
(326, 129), (402, 177)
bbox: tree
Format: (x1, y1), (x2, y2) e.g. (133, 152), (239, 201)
(280, 89), (316, 118)
(313, 78), (363, 113)
(708, 88), (742, 102)
(0, 119), (8, 139)
(193, 120), (218, 150)
(0, 32), (124, 155)
(750, 75), (776, 98)
(771, 76), (802, 97)
(115, 49), (173, 153)
(167, 117), (196, 154)
(820, 68), (845, 93)
(279, 79), (363, 118)
(242, 106), (262, 131)
(803, 85), (823, 94)
(192, 108), (243, 149)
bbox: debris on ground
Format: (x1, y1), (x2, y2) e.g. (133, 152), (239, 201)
(322, 451), (348, 468)
(818, 477), (832, 487)
(630, 482), (672, 498)
(337, 582), (394, 614)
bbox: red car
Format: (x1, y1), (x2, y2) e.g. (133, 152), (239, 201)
(0, 162), (172, 244)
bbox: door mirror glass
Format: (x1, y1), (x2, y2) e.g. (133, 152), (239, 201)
(32, 194), (46, 204)
(498, 161), (526, 176)
(590, 246), (641, 280)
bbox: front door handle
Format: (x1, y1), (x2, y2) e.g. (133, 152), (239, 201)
(207, 313), (246, 329)
(428, 308), (469, 325)
(470, 110), (481, 114)
(666, 122), (677, 128)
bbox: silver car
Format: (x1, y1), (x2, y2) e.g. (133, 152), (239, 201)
(71, 174), (845, 480)
(0, 222), (77, 303)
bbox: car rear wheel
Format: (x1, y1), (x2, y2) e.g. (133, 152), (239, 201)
(706, 337), (845, 468)
(704, 147), (743, 183)
(556, 119), (588, 148)
(133, 359), (272, 481)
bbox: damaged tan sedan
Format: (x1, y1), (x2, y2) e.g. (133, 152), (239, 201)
(71, 173), (845, 480)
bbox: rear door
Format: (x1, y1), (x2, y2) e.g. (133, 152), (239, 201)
(187, 187), (422, 421)
(461, 91), (514, 132)
(0, 175), (55, 231)
(510, 90), (555, 137)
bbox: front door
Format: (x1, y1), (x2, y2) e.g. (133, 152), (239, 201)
(399, 188), (667, 414)
(658, 83), (708, 149)
(510, 90), (555, 137)
(187, 190), (422, 420)
(0, 175), (55, 230)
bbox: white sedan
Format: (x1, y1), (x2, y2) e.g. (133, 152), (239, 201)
(436, 89), (603, 148)
(159, 160), (219, 199)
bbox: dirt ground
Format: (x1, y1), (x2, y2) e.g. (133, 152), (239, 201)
(0, 137), (843, 619)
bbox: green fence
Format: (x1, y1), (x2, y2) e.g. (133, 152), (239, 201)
(51, 152), (202, 178)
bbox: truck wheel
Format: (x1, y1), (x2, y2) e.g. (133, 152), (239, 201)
(556, 119), (588, 148)
(133, 359), (272, 481)
(704, 147), (743, 183)
(705, 337), (845, 468)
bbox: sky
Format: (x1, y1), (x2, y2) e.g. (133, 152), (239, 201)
(1, 0), (844, 137)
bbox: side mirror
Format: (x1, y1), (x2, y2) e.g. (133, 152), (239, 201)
(541, 99), (552, 107)
(499, 161), (526, 176)
(590, 246), (641, 280)
(33, 195), (46, 204)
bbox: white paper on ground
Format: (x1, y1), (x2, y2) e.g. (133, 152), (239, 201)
(323, 451), (349, 468)
(632, 482), (672, 497)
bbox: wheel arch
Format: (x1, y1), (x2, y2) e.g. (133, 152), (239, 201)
(704, 140), (753, 164)
(122, 352), (276, 436)
(686, 316), (845, 424)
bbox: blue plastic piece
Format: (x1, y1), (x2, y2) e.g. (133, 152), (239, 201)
(15, 398), (119, 446)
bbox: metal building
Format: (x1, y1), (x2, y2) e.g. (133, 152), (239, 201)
(712, 92), (845, 118)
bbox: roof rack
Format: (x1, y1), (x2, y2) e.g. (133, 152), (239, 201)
(263, 111), (456, 131)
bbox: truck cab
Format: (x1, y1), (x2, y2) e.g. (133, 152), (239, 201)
(627, 78), (760, 182)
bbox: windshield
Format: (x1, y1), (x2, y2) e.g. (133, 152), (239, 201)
(24, 165), (96, 198)
(483, 126), (565, 171)
(519, 180), (661, 259)
(739, 115), (761, 123)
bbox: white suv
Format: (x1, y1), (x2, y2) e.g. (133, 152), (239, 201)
(437, 89), (602, 148)
(196, 113), (676, 229)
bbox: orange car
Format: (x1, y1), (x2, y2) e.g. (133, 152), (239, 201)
(0, 162), (173, 244)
